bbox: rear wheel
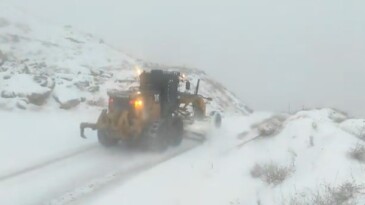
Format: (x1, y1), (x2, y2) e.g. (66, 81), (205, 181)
(210, 111), (222, 128)
(97, 130), (119, 147)
(169, 117), (184, 146)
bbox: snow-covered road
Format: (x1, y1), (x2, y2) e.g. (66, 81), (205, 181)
(2, 109), (365, 205)
(0, 110), (199, 205)
(0, 141), (198, 205)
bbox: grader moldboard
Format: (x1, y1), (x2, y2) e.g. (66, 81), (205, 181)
(80, 69), (222, 151)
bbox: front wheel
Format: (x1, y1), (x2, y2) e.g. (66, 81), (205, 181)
(210, 111), (222, 128)
(97, 130), (119, 147)
(169, 117), (184, 146)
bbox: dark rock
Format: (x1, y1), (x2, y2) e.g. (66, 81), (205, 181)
(0, 50), (7, 67)
(22, 66), (31, 74)
(59, 76), (73, 81)
(20, 59), (30, 63)
(90, 69), (101, 76)
(34, 76), (55, 89)
(1, 90), (15, 98)
(59, 99), (81, 110)
(3, 75), (11, 80)
(101, 72), (113, 78)
(53, 93), (81, 110)
(87, 97), (106, 107)
(88, 85), (99, 93)
(27, 90), (51, 106)
(74, 81), (90, 90)
(65, 37), (83, 44)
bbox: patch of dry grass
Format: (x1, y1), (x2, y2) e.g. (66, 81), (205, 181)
(251, 115), (287, 137)
(251, 162), (294, 186)
(286, 181), (363, 205)
(348, 144), (365, 163)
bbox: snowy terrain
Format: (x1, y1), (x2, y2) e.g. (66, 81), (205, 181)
(0, 2), (250, 114)
(0, 109), (199, 205)
(0, 2), (251, 204)
(1, 2), (365, 205)
(1, 108), (365, 205)
(76, 109), (365, 205)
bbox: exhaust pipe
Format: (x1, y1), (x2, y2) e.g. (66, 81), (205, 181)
(195, 79), (200, 95)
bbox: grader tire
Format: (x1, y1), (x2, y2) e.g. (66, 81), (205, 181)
(210, 111), (222, 128)
(97, 130), (119, 147)
(169, 117), (184, 147)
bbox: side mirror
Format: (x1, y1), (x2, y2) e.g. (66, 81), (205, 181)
(185, 81), (191, 90)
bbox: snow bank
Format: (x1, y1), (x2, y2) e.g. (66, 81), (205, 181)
(341, 119), (365, 140)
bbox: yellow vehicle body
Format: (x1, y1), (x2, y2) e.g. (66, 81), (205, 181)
(80, 70), (221, 150)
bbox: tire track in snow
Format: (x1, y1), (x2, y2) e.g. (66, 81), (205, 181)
(0, 133), (204, 205)
(0, 144), (98, 182)
(45, 143), (199, 205)
(0, 130), (204, 182)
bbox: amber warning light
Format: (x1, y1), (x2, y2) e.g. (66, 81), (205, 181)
(131, 99), (143, 109)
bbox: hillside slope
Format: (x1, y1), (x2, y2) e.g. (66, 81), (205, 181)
(0, 3), (251, 114)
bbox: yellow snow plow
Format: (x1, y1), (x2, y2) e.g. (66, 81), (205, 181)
(80, 70), (222, 150)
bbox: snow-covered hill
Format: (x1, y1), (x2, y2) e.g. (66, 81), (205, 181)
(0, 3), (251, 114)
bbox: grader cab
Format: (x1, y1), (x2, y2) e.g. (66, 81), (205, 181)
(80, 69), (221, 151)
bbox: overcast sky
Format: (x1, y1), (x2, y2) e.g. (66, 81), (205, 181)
(6, 0), (365, 116)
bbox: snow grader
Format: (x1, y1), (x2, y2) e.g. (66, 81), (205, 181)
(80, 69), (222, 151)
